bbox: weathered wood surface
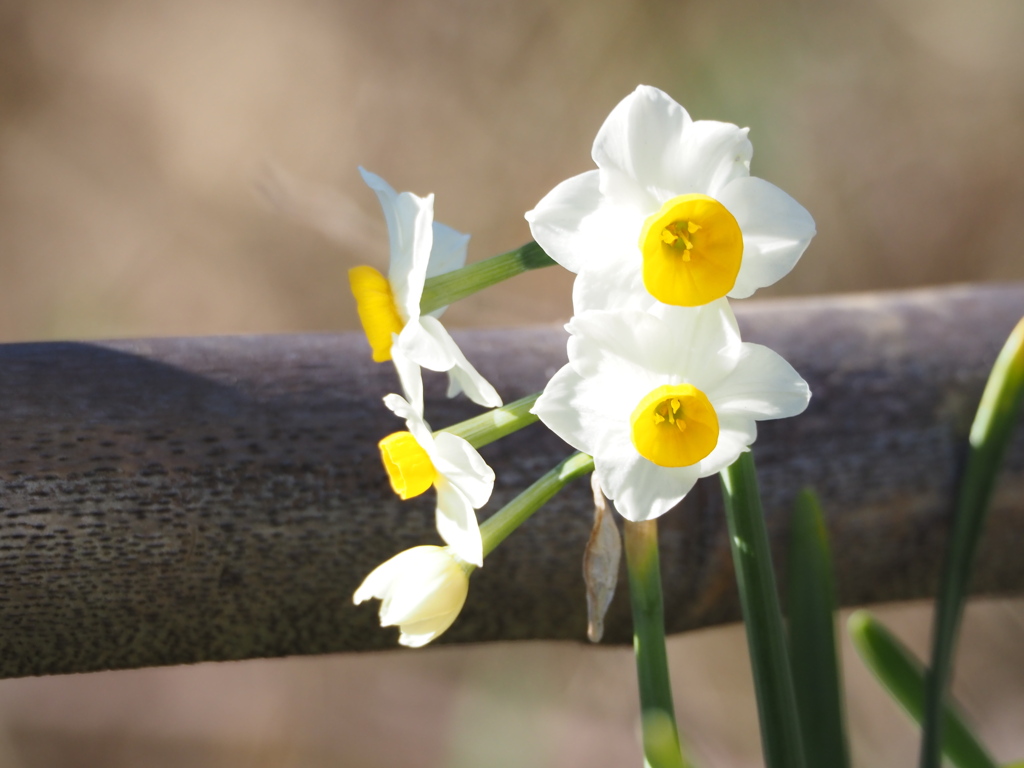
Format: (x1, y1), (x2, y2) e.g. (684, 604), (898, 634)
(0, 283), (1021, 678)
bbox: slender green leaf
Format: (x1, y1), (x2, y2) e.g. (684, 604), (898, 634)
(720, 452), (806, 768)
(922, 317), (1024, 768)
(849, 610), (998, 768)
(787, 489), (850, 768)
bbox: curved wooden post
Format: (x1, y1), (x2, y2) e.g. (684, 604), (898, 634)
(0, 284), (1021, 677)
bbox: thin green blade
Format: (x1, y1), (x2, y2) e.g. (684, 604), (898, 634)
(922, 317), (1024, 768)
(849, 610), (997, 768)
(787, 489), (850, 768)
(720, 452), (806, 768)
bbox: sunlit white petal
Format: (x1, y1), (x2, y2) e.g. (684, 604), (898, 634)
(434, 479), (483, 567)
(360, 169), (501, 407)
(418, 316), (502, 408)
(526, 171), (640, 275)
(534, 302), (810, 521)
(525, 85), (814, 307)
(718, 177), (816, 299)
(710, 343), (811, 420)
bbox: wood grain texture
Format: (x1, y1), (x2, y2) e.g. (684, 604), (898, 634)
(0, 284), (1021, 678)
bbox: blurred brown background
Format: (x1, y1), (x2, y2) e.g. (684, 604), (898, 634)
(0, 0), (1023, 765)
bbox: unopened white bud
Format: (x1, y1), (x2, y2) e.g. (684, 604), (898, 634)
(354, 546), (470, 647)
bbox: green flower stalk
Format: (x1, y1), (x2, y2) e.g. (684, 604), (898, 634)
(624, 518), (687, 768)
(420, 241), (555, 315)
(438, 393), (540, 449)
(480, 451), (593, 557)
(356, 453), (594, 647)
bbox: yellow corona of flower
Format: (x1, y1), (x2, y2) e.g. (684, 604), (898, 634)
(350, 168), (501, 411)
(379, 393), (494, 567)
(525, 85), (815, 312)
(532, 300), (810, 521)
(354, 545), (470, 648)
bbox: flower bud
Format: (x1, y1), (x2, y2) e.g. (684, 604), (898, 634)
(353, 546), (470, 647)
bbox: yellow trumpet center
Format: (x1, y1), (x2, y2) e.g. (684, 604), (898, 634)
(638, 194), (743, 306)
(349, 266), (405, 362)
(629, 384), (719, 467)
(379, 431), (437, 500)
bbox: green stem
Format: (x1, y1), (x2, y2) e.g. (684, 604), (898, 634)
(420, 241), (555, 315)
(479, 452), (593, 558)
(437, 393), (540, 449)
(624, 518), (687, 768)
(921, 317), (1024, 768)
(720, 452), (806, 768)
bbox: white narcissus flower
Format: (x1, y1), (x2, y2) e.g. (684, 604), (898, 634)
(349, 168), (502, 411)
(354, 545), (470, 648)
(525, 85), (815, 313)
(379, 393), (494, 567)
(532, 300), (810, 522)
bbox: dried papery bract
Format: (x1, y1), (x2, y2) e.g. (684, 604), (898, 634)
(584, 473), (622, 643)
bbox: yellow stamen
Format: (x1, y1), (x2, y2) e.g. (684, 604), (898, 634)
(349, 266), (405, 362)
(630, 384), (719, 467)
(379, 431), (437, 499)
(638, 194), (743, 306)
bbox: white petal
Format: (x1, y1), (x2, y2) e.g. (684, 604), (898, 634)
(382, 391), (434, 449)
(709, 343), (811, 420)
(394, 318), (502, 408)
(533, 365), (607, 456)
(566, 307), (737, 393)
(358, 167), (400, 242)
(571, 262), (652, 313)
(591, 85), (693, 200)
(397, 620), (456, 648)
(595, 446), (700, 522)
(697, 415), (757, 476)
(565, 310), (669, 384)
(718, 176), (816, 299)
(359, 167), (433, 320)
(390, 346), (424, 414)
(432, 432), (495, 509)
(650, 301), (743, 391)
(434, 480), (484, 566)
(424, 221), (470, 320)
(667, 119), (753, 198)
(526, 171), (640, 274)
(382, 391), (417, 423)
(394, 320), (456, 372)
(354, 546), (469, 648)
(353, 553), (401, 606)
(373, 548), (465, 624)
(419, 316), (503, 408)
(426, 221), (470, 280)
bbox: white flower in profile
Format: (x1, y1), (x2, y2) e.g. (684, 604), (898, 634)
(349, 168), (502, 411)
(532, 300), (810, 522)
(525, 85), (815, 312)
(378, 392), (494, 567)
(354, 545), (470, 648)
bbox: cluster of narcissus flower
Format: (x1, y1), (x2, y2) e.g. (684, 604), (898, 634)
(351, 85), (813, 647)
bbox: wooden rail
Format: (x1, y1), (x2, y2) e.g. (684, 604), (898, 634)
(0, 284), (1021, 678)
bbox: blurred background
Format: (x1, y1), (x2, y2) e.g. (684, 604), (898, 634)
(0, 0), (1023, 765)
